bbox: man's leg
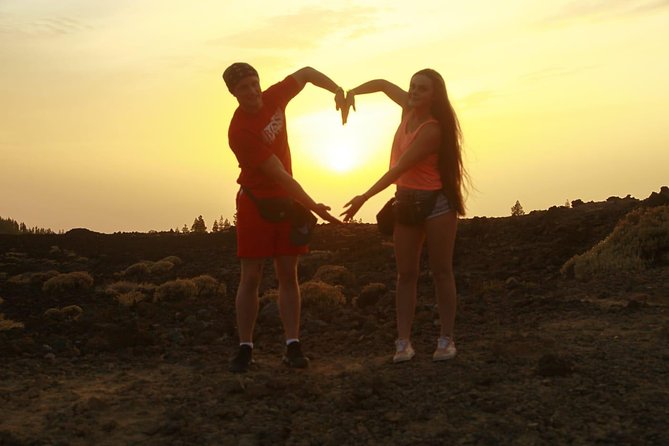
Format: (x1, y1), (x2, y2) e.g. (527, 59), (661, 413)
(274, 255), (308, 368)
(229, 258), (264, 373)
(236, 258), (264, 343)
(274, 255), (300, 340)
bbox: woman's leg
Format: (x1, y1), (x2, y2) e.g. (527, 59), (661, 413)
(425, 211), (458, 338)
(393, 223), (426, 341)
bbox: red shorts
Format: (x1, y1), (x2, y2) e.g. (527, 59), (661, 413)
(235, 189), (309, 258)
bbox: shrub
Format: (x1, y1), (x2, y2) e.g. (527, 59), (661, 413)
(8, 270), (59, 286)
(355, 282), (387, 308)
(0, 313), (24, 331)
(159, 256), (183, 266)
(299, 280), (346, 319)
(148, 260), (175, 275)
(117, 291), (147, 307)
(120, 256), (182, 279)
(312, 265), (355, 288)
(106, 280), (140, 296)
(120, 261), (152, 278)
(154, 279), (197, 302)
(105, 281), (154, 306)
(42, 271), (94, 294)
(561, 205), (669, 279)
(42, 305), (83, 321)
(191, 275), (222, 298)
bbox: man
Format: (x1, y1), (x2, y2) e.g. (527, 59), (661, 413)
(223, 62), (343, 373)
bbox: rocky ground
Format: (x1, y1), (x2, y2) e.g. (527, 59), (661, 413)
(1, 192), (668, 446)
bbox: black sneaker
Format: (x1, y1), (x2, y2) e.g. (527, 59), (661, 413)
(282, 341), (309, 368)
(229, 345), (253, 373)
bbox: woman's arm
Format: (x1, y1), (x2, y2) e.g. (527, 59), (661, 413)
(341, 123), (441, 221)
(339, 79), (407, 124)
(348, 79), (408, 108)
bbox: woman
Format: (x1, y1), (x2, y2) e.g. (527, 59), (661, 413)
(341, 69), (467, 363)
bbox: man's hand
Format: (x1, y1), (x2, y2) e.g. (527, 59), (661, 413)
(314, 203), (342, 224)
(335, 87), (355, 125)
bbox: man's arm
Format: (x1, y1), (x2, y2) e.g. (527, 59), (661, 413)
(258, 154), (340, 223)
(290, 67), (346, 121)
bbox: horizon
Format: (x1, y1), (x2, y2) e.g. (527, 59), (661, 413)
(2, 185), (665, 235)
(2, 1), (668, 233)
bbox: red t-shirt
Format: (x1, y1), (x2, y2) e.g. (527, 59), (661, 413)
(228, 76), (302, 198)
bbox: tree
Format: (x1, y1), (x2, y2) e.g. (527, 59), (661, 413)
(211, 220), (220, 233)
(511, 200), (525, 217)
(181, 224), (190, 234)
(191, 215), (207, 233)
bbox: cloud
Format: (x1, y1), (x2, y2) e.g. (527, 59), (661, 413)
(544, 0), (669, 23)
(0, 14), (91, 37)
(32, 17), (92, 35)
(457, 90), (497, 109)
(210, 5), (381, 50)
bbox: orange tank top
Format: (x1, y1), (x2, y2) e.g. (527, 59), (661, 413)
(390, 112), (442, 190)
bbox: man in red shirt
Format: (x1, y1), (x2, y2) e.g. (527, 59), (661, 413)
(224, 62), (343, 373)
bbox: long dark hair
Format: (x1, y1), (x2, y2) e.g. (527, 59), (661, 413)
(413, 68), (467, 215)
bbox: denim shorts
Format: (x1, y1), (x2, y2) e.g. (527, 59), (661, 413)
(395, 187), (452, 221)
(428, 191), (452, 219)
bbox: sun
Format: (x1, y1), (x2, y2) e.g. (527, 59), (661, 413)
(322, 137), (358, 173)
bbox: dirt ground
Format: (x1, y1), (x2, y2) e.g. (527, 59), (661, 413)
(1, 196), (668, 445)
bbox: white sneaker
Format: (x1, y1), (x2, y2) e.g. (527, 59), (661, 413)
(393, 339), (415, 363)
(433, 337), (457, 361)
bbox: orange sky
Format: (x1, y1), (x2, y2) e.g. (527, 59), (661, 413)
(1, 1), (668, 233)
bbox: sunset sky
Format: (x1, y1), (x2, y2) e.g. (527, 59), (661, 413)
(1, 0), (668, 233)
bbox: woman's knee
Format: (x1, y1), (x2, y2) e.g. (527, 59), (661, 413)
(397, 268), (420, 284)
(430, 267), (454, 284)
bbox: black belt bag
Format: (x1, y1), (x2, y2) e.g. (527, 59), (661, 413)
(242, 187), (317, 245)
(393, 189), (439, 225)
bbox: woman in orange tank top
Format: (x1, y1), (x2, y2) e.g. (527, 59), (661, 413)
(341, 69), (468, 363)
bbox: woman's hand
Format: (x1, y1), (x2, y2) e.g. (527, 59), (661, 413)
(341, 194), (367, 222)
(339, 91), (356, 125)
(334, 88), (348, 124)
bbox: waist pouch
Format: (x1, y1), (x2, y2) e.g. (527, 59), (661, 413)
(256, 197), (293, 222)
(243, 188), (317, 245)
(393, 189), (439, 225)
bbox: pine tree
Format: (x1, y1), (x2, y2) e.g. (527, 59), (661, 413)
(511, 200), (525, 216)
(191, 215), (207, 233)
(212, 220), (220, 233)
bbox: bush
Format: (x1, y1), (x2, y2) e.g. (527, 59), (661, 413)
(105, 281), (154, 306)
(0, 313), (24, 331)
(120, 261), (152, 278)
(355, 282), (387, 308)
(312, 265), (355, 288)
(42, 271), (94, 294)
(191, 275), (224, 298)
(117, 291), (147, 307)
(300, 281), (346, 319)
(561, 205), (669, 279)
(154, 279), (197, 302)
(120, 256), (182, 280)
(42, 305), (83, 321)
(8, 270), (59, 286)
(159, 256), (183, 266)
(148, 260), (175, 275)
